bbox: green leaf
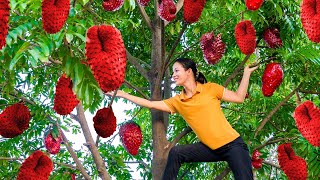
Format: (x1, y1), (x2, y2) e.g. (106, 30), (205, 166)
(9, 41), (30, 70)
(66, 33), (74, 43)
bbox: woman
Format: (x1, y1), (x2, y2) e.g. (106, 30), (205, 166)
(108, 58), (258, 179)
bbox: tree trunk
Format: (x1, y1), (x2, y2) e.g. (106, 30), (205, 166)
(150, 15), (169, 179)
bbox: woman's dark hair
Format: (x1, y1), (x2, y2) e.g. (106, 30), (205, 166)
(174, 58), (207, 84)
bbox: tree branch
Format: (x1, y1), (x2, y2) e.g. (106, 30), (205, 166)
(76, 103), (111, 179)
(124, 160), (151, 172)
(214, 167), (231, 180)
(167, 127), (192, 150)
(164, 23), (188, 71)
(134, 0), (152, 29)
(223, 55), (250, 87)
(221, 105), (266, 115)
(254, 137), (298, 150)
(0, 157), (79, 170)
(262, 160), (281, 169)
(298, 89), (320, 94)
(126, 49), (149, 80)
(254, 83), (303, 137)
(123, 79), (149, 99)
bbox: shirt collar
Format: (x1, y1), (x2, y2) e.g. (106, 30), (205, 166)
(179, 82), (203, 100)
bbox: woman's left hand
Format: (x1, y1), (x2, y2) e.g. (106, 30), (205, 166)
(244, 64), (259, 74)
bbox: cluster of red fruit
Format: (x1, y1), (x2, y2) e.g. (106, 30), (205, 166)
(0, 0), (9, 50)
(251, 149), (263, 169)
(278, 143), (308, 180)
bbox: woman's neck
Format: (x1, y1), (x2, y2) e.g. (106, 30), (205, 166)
(183, 81), (197, 97)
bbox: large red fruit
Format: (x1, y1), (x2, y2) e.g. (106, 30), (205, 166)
(293, 100), (320, 147)
(278, 143), (308, 180)
(158, 0), (176, 22)
(53, 74), (79, 115)
(263, 28), (283, 48)
(200, 32), (226, 65)
(93, 107), (117, 138)
(17, 150), (54, 180)
(183, 0), (206, 24)
(85, 25), (126, 93)
(246, 0), (264, 11)
(137, 0), (150, 6)
(42, 0), (70, 34)
(44, 129), (63, 154)
(300, 0), (320, 43)
(235, 20), (256, 55)
(102, 0), (124, 11)
(0, 0), (9, 50)
(0, 103), (30, 138)
(119, 121), (143, 156)
(261, 62), (284, 97)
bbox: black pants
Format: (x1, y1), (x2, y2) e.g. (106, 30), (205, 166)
(162, 137), (253, 180)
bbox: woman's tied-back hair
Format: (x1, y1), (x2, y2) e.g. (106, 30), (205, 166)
(175, 58), (207, 84)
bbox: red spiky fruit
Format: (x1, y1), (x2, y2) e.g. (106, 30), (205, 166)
(44, 128), (63, 154)
(200, 32), (226, 65)
(252, 149), (262, 161)
(278, 143), (308, 180)
(158, 0), (176, 22)
(261, 63), (284, 97)
(119, 121), (143, 156)
(246, 0), (264, 11)
(183, 0), (206, 24)
(71, 174), (76, 180)
(0, 103), (31, 138)
(102, 0), (124, 11)
(137, 0), (150, 6)
(53, 74), (79, 115)
(85, 25), (126, 93)
(263, 28), (283, 48)
(42, 0), (70, 34)
(17, 150), (54, 180)
(300, 0), (320, 43)
(235, 20), (256, 55)
(93, 107), (117, 138)
(0, 0), (10, 50)
(293, 100), (320, 147)
(252, 158), (263, 169)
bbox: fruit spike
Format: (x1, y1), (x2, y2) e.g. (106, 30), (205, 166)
(102, 0), (124, 11)
(263, 28), (283, 48)
(235, 20), (256, 55)
(0, 103), (31, 138)
(85, 25), (127, 93)
(200, 32), (226, 65)
(300, 0), (320, 43)
(261, 62), (284, 97)
(93, 107), (117, 138)
(119, 121), (143, 156)
(293, 100), (320, 147)
(158, 0), (176, 22)
(183, 0), (206, 24)
(0, 0), (10, 50)
(42, 0), (70, 34)
(246, 0), (264, 11)
(278, 143), (308, 180)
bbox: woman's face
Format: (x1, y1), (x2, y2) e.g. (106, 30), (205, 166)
(172, 62), (191, 86)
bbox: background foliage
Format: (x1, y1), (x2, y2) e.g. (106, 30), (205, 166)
(0, 0), (319, 179)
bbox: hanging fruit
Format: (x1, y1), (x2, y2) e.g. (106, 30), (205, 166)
(300, 0), (320, 43)
(158, 0), (176, 22)
(17, 150), (54, 180)
(246, 0), (264, 11)
(44, 126), (63, 154)
(278, 143), (308, 180)
(102, 0), (124, 11)
(263, 28), (283, 48)
(261, 62), (284, 97)
(85, 25), (127, 93)
(0, 103), (31, 138)
(42, 0), (70, 34)
(119, 121), (143, 156)
(183, 0), (206, 24)
(93, 107), (117, 138)
(0, 0), (9, 50)
(200, 32), (226, 65)
(251, 149), (263, 169)
(53, 74), (79, 115)
(235, 20), (256, 55)
(293, 100), (320, 147)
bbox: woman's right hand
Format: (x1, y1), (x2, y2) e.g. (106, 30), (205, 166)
(106, 90), (126, 98)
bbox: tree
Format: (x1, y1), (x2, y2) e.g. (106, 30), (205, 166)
(0, 0), (320, 179)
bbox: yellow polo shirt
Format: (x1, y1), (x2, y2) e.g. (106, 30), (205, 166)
(163, 82), (239, 150)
